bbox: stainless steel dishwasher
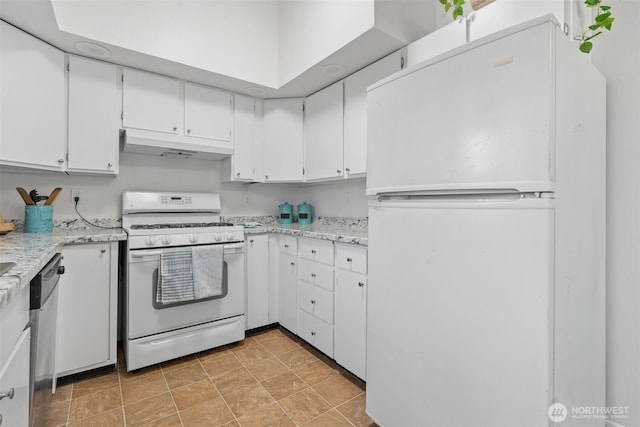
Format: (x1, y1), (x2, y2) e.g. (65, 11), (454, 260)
(29, 253), (64, 427)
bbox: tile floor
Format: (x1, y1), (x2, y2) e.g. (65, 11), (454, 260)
(46, 327), (376, 427)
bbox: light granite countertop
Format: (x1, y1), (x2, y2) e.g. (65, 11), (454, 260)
(0, 228), (127, 311)
(243, 223), (368, 245)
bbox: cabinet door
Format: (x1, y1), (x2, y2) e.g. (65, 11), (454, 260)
(304, 81), (344, 181)
(122, 68), (181, 134)
(263, 98), (304, 182)
(232, 95), (257, 181)
(0, 328), (30, 427)
(184, 83), (232, 142)
(335, 270), (367, 380)
(344, 51), (402, 177)
(67, 56), (119, 174)
(0, 22), (66, 171)
(246, 235), (270, 329)
(278, 253), (298, 334)
(56, 243), (113, 376)
(468, 0), (564, 41)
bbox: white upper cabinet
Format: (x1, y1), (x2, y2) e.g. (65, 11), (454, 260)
(344, 50), (403, 177)
(0, 21), (66, 172)
(468, 0), (564, 41)
(222, 95), (263, 182)
(407, 21), (467, 68)
(304, 81), (344, 181)
(122, 68), (181, 135)
(67, 55), (120, 175)
(263, 98), (304, 182)
(184, 82), (232, 142)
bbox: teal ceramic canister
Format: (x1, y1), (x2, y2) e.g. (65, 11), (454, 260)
(24, 205), (53, 233)
(278, 202), (294, 224)
(297, 202), (313, 225)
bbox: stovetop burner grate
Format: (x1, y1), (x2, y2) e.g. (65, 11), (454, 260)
(130, 222), (234, 230)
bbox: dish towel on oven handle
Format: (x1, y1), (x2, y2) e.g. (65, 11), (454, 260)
(192, 245), (224, 298)
(157, 248), (195, 304)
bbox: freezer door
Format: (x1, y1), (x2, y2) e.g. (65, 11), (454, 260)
(367, 20), (555, 195)
(366, 198), (554, 427)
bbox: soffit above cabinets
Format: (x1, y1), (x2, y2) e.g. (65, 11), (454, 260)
(0, 0), (437, 98)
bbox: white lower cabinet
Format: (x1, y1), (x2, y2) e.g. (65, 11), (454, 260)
(0, 328), (30, 427)
(298, 310), (334, 357)
(246, 235), (270, 329)
(56, 242), (118, 377)
(278, 236), (299, 334)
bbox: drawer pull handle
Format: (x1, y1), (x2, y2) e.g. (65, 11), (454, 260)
(311, 273), (316, 278)
(347, 257), (353, 262)
(284, 244), (289, 248)
(358, 282), (365, 287)
(311, 249), (316, 254)
(311, 299), (316, 304)
(311, 331), (316, 336)
(290, 261), (295, 266)
(0, 388), (14, 401)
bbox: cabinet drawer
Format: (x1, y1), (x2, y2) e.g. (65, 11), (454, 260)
(0, 328), (30, 427)
(299, 238), (334, 265)
(0, 285), (29, 364)
(279, 236), (298, 255)
(298, 310), (334, 358)
(335, 243), (367, 274)
(299, 281), (334, 325)
(299, 259), (334, 291)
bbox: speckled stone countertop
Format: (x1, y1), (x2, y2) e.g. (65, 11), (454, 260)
(0, 227), (127, 311)
(225, 216), (368, 245)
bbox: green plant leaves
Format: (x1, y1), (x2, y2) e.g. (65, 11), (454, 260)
(575, 0), (614, 54)
(579, 41), (594, 53)
(440, 0), (466, 20)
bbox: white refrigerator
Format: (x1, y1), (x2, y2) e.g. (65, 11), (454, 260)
(365, 16), (605, 427)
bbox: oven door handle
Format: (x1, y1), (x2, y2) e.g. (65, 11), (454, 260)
(131, 251), (162, 258)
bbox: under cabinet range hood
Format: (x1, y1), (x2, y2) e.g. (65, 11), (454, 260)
(120, 129), (233, 161)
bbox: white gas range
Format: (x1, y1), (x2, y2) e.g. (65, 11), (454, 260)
(122, 192), (246, 371)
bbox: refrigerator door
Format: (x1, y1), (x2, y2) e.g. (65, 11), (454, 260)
(366, 197), (554, 427)
(367, 19), (556, 196)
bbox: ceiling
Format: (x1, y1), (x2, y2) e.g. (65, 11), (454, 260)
(0, 0), (437, 98)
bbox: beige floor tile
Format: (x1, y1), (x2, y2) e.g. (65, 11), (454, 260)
(197, 346), (232, 361)
(120, 364), (163, 384)
(200, 351), (243, 379)
(236, 402), (295, 427)
(313, 375), (362, 407)
(293, 360), (340, 386)
(304, 409), (352, 427)
(261, 337), (302, 355)
(72, 371), (120, 398)
(227, 336), (259, 350)
(171, 379), (220, 411)
(179, 396), (234, 427)
(221, 421), (240, 427)
(164, 364), (208, 390)
(45, 398), (71, 427)
(68, 407), (124, 427)
(277, 348), (319, 369)
(213, 367), (258, 395)
(251, 329), (285, 344)
(244, 357), (290, 382)
(121, 373), (168, 404)
(52, 383), (73, 403)
(278, 389), (332, 425)
(68, 385), (122, 422)
(139, 413), (183, 427)
(161, 355), (199, 373)
(232, 344), (272, 365)
(221, 382), (274, 417)
(336, 393), (376, 427)
(124, 392), (177, 426)
(261, 372), (308, 401)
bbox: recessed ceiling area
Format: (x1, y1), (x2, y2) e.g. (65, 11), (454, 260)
(0, 0), (437, 97)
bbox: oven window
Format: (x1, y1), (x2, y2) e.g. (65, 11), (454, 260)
(151, 262), (229, 309)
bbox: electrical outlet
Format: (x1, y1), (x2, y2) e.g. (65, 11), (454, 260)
(71, 189), (83, 203)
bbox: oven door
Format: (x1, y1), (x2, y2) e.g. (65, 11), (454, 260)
(127, 242), (245, 339)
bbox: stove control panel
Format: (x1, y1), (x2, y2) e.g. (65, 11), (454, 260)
(128, 229), (245, 250)
(160, 196), (192, 205)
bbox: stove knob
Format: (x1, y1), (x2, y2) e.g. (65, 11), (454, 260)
(214, 233), (222, 242)
(225, 232), (233, 241)
(146, 236), (157, 246)
(189, 234), (198, 244)
(161, 236), (171, 245)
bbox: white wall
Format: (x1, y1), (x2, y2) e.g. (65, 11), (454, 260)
(592, 2), (640, 425)
(0, 153), (368, 221)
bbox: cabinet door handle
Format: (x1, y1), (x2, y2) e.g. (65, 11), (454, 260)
(290, 261), (295, 266)
(284, 244), (289, 248)
(311, 331), (316, 336)
(172, 126), (178, 131)
(310, 299), (316, 304)
(358, 282), (365, 287)
(311, 249), (316, 254)
(0, 388), (14, 401)
(347, 257), (353, 262)
(311, 273), (316, 278)
(236, 172), (241, 177)
(265, 175), (269, 180)
(187, 129), (192, 134)
(57, 159), (64, 164)
(337, 169), (341, 174)
(100, 249), (107, 253)
(346, 168), (350, 172)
